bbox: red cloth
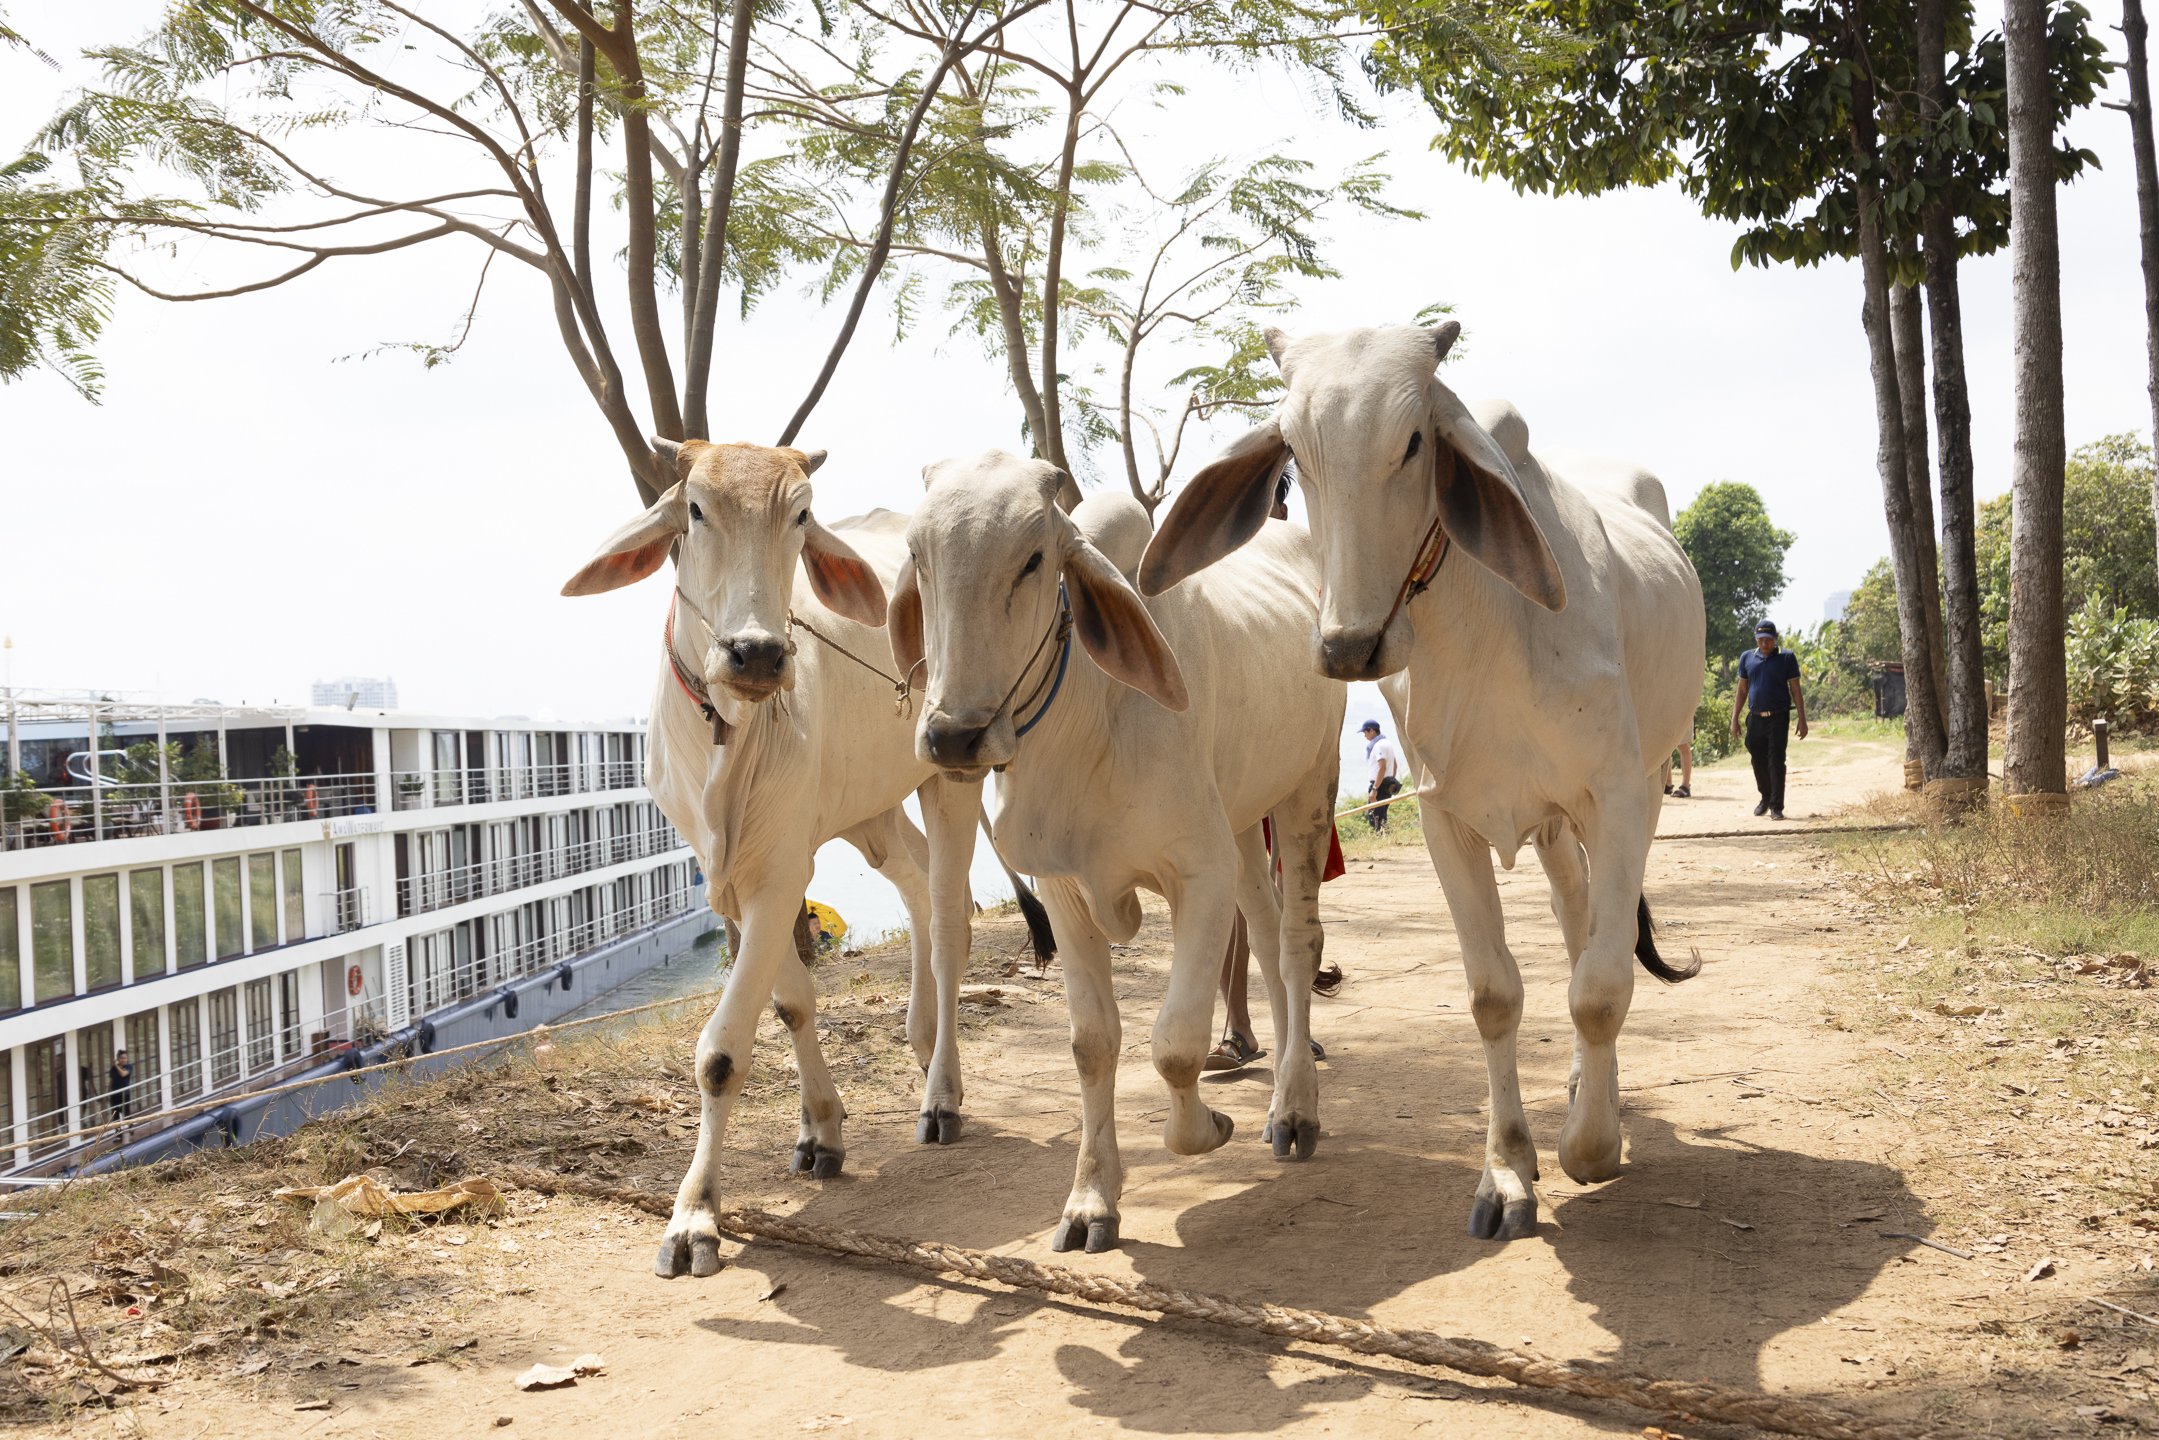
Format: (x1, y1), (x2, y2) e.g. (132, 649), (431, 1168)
(1259, 818), (1348, 884)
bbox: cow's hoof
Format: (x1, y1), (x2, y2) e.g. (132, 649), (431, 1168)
(655, 1229), (725, 1278)
(1269, 1116), (1318, 1161)
(791, 1140), (844, 1179)
(1466, 1194), (1537, 1241)
(915, 1107), (962, 1145)
(1050, 1214), (1119, 1254)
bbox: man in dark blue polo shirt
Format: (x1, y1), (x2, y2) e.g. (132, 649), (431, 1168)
(1729, 620), (1808, 819)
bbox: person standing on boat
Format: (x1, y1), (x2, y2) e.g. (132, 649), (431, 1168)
(107, 1049), (133, 1125)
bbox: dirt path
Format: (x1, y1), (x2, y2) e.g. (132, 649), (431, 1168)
(45, 736), (2136, 1438)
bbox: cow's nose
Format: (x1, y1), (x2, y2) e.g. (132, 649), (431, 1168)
(923, 710), (995, 767)
(724, 635), (788, 685)
(1317, 627), (1388, 682)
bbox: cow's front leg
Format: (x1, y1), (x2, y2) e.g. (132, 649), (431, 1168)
(1155, 871), (1239, 1158)
(1424, 811), (1539, 1241)
(657, 880), (805, 1278)
(1043, 879), (1122, 1253)
(914, 776), (979, 1144)
(1263, 784), (1334, 1160)
(771, 952), (844, 1179)
(1560, 781), (1656, 1184)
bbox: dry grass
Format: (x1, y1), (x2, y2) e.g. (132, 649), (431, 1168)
(1818, 779), (2159, 1342)
(0, 910), (1043, 1422)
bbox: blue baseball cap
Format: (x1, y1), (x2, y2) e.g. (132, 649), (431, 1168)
(1360, 719), (1381, 733)
(1754, 621), (1778, 637)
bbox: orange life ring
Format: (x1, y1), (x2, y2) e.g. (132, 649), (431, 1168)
(302, 783), (321, 819)
(45, 799), (69, 843)
(180, 792), (202, 831)
(346, 964), (364, 997)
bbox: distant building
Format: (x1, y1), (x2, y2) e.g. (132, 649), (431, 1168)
(1823, 590), (1852, 624)
(311, 677), (399, 710)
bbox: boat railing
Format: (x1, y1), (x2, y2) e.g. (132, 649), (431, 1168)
(4, 888), (704, 1174)
(397, 829), (683, 917)
(0, 772), (381, 852)
(388, 760), (643, 812)
(323, 886), (371, 935)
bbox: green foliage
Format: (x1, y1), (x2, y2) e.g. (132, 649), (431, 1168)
(1672, 481), (1795, 667)
(1691, 666), (1737, 763)
(1784, 624), (1874, 717)
(2066, 598), (2159, 732)
(1, 768), (51, 826)
(1968, 434), (2158, 675)
(1364, 0), (2108, 276)
(1837, 559), (1904, 667)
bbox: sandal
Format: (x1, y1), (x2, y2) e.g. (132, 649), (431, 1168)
(1311, 963), (1345, 997)
(1309, 1038), (1326, 1062)
(1203, 1033), (1266, 1071)
(1673, 784), (1690, 798)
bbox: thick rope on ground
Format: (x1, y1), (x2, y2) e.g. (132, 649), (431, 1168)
(499, 1166), (1942, 1440)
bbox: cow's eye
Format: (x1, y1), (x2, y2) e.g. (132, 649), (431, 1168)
(796, 508), (810, 527)
(1020, 551), (1042, 578)
(688, 501), (704, 524)
(1404, 431), (1422, 463)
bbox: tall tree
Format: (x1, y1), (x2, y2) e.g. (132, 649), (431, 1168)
(1672, 481), (1798, 669)
(2004, 0), (2070, 798)
(1367, 0), (2104, 784)
(785, 0), (1367, 476)
(2119, 0), (2159, 588)
(1916, 0), (1990, 785)
(1, 1), (1033, 504)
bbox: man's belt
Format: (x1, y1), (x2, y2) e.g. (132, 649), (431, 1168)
(1755, 709), (1782, 717)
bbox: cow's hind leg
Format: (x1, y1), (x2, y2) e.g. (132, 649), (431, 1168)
(840, 809), (936, 1074)
(1558, 779), (1657, 1184)
(658, 878), (805, 1278)
(1424, 812), (1539, 1241)
(1043, 878), (1123, 1253)
(1532, 820), (1592, 1111)
(770, 952), (844, 1179)
(1155, 870), (1239, 1157)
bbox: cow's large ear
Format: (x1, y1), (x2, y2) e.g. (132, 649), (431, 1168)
(561, 483), (687, 596)
(887, 558), (924, 680)
(1137, 420), (1289, 597)
(801, 517), (888, 627)
(1429, 388), (1566, 613)
(1065, 535), (1188, 711)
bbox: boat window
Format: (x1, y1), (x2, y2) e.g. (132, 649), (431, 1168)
(0, 888), (18, 1013)
(129, 870), (166, 981)
(174, 864), (208, 970)
(29, 881), (72, 1005)
(84, 875), (121, 992)
(248, 854), (276, 951)
(212, 858), (242, 960)
(282, 850), (304, 942)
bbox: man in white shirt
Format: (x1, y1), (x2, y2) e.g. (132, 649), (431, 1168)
(1362, 720), (1405, 832)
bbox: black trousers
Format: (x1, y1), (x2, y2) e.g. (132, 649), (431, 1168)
(1368, 775), (1402, 830)
(1746, 709), (1791, 810)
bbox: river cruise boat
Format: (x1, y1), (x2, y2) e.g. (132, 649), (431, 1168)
(0, 689), (711, 1177)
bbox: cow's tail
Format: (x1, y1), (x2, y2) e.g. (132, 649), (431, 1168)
(1635, 895), (1701, 984)
(1008, 865), (1057, 972)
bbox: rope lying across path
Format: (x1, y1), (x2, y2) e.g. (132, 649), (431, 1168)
(500, 1166), (1942, 1440)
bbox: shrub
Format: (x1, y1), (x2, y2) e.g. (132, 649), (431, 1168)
(2066, 596), (2159, 732)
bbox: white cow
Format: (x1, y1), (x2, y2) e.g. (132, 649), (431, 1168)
(1141, 323), (1706, 1242)
(562, 440), (985, 1278)
(891, 451), (1346, 1252)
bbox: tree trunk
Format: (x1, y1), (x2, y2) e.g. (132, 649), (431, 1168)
(617, 41), (686, 442)
(2124, 0), (2159, 591)
(573, 37), (594, 295)
(1925, 207), (1989, 781)
(1034, 92), (1085, 473)
(980, 216), (1052, 453)
(682, 0), (755, 440)
(1846, 39), (1947, 785)
(2003, 0), (2070, 798)
(1889, 259), (1950, 772)
(1917, 0), (1988, 784)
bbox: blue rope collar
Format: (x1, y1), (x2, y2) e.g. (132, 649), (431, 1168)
(1012, 582), (1074, 739)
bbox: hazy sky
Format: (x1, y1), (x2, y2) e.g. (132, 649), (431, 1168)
(1, 1), (2150, 728)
